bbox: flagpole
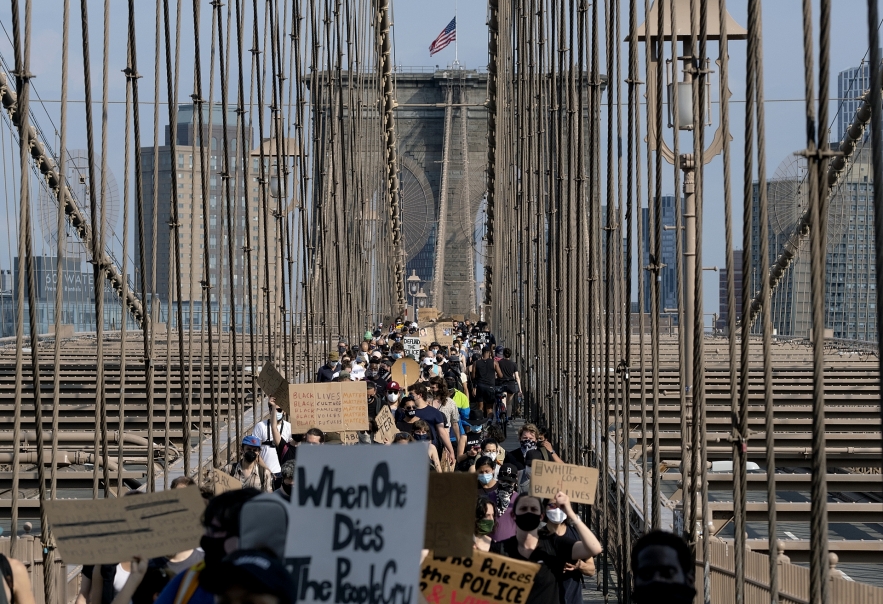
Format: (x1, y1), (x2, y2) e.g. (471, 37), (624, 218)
(454, 0), (458, 65)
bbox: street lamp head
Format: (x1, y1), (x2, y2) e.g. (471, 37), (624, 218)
(407, 269), (421, 295)
(632, 0), (746, 42)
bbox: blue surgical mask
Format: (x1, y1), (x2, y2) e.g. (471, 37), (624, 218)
(478, 473), (494, 485)
(275, 411), (283, 421)
(393, 352), (402, 359)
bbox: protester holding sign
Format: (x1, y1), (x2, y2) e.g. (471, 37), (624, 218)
(228, 436), (274, 492)
(154, 489), (261, 604)
(491, 493), (602, 604)
(541, 500), (596, 604)
(253, 398), (291, 479)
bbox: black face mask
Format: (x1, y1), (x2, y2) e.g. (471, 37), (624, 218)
(282, 483), (292, 495)
(243, 450), (257, 463)
(514, 512), (542, 532)
(632, 582), (696, 604)
(405, 409), (417, 417)
(200, 535), (227, 567)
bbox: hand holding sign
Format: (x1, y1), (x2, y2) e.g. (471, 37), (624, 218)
(530, 460), (599, 505)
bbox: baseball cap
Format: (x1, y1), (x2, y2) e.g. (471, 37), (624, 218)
(386, 381), (401, 392)
(328, 351), (339, 361)
(364, 331), (373, 340)
(498, 463), (518, 483)
(201, 550), (296, 604)
(422, 357), (435, 366)
(242, 435), (262, 448)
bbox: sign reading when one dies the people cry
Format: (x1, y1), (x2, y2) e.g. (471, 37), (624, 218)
(420, 551), (539, 604)
(530, 460), (599, 505)
(285, 444), (428, 604)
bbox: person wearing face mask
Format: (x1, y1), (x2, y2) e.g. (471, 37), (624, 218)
(275, 459), (297, 501)
(541, 501), (595, 604)
(481, 441), (501, 477)
(412, 420), (443, 472)
(254, 399), (291, 484)
(154, 488), (261, 604)
(506, 423), (542, 471)
(398, 382), (456, 465)
(630, 531), (697, 604)
(491, 493), (602, 604)
(228, 436), (274, 492)
(317, 352), (339, 382)
(385, 381), (402, 410)
(474, 456), (499, 504)
(394, 397), (420, 436)
(474, 497), (495, 552)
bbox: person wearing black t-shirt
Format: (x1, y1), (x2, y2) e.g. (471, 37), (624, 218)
(491, 493), (602, 604)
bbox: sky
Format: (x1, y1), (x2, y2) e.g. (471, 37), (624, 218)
(0, 0), (880, 322)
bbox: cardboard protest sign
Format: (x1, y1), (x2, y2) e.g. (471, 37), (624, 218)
(203, 468), (243, 495)
(374, 404), (397, 444)
(403, 336), (421, 360)
(530, 460), (599, 505)
(418, 307), (440, 322)
(420, 551), (539, 604)
(258, 362), (290, 413)
(288, 382), (369, 433)
(424, 473), (476, 557)
(340, 431), (360, 445)
(390, 358), (421, 392)
(45, 486), (204, 565)
(286, 444), (428, 604)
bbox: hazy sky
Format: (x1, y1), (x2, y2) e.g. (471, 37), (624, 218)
(0, 0), (880, 320)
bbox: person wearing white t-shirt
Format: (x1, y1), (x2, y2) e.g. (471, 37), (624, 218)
(251, 397), (291, 476)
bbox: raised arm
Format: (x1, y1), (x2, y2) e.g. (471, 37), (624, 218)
(556, 491), (603, 559)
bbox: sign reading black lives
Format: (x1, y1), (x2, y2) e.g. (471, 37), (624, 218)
(285, 444), (429, 604)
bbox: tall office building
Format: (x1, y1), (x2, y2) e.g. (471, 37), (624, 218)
(836, 55), (879, 143)
(716, 250), (742, 333)
(641, 196), (682, 318)
(139, 104), (281, 331)
(753, 149), (876, 341)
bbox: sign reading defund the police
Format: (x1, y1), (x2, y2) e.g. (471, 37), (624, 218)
(285, 443), (429, 604)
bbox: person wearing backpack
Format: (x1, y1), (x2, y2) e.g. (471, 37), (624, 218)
(0, 553), (35, 604)
(228, 436), (273, 492)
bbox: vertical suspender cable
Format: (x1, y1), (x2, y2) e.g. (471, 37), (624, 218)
(50, 0), (71, 503)
(486, 0), (498, 313)
(127, 0), (155, 492)
(10, 2), (52, 598)
(162, 0), (191, 479)
(867, 1), (883, 538)
(746, 0), (778, 599)
(78, 0), (108, 498)
(804, 0), (832, 598)
(98, 0), (112, 495)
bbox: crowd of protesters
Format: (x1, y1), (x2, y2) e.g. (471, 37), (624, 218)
(4, 319), (697, 604)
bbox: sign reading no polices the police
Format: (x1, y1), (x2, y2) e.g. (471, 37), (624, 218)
(285, 443), (429, 604)
(420, 551), (539, 604)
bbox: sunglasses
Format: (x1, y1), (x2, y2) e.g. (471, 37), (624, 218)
(394, 432), (411, 439)
(402, 406), (416, 411)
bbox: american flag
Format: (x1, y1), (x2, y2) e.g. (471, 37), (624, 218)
(429, 17), (456, 56)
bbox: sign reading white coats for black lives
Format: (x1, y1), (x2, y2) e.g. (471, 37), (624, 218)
(285, 443), (429, 604)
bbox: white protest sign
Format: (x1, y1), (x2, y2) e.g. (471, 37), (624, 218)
(403, 337), (421, 360)
(285, 444), (429, 604)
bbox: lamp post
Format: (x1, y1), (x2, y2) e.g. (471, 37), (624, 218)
(407, 270), (421, 321)
(635, 0), (746, 537)
(414, 287), (428, 322)
(638, 0), (744, 401)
